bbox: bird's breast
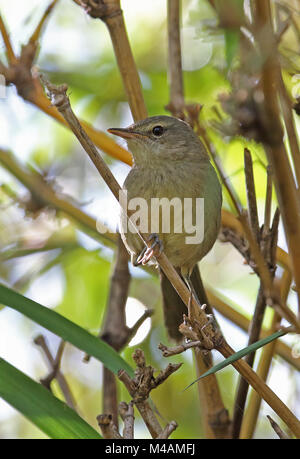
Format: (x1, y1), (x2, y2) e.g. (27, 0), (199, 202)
(120, 161), (222, 269)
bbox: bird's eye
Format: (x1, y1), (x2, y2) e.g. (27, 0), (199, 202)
(152, 126), (164, 137)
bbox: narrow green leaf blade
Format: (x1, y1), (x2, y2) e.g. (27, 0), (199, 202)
(0, 358), (101, 439)
(185, 329), (288, 389)
(0, 283), (133, 376)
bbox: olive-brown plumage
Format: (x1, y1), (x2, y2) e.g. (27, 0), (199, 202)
(109, 115), (222, 340)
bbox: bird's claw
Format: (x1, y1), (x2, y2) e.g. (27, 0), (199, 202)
(135, 234), (164, 266)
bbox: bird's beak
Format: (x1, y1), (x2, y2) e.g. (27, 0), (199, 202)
(107, 127), (145, 140)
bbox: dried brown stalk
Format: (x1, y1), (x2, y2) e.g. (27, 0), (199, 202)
(74, 0), (147, 121)
(166, 0), (184, 118)
(118, 349), (180, 438)
(267, 415), (290, 439)
(164, 1), (230, 438)
(0, 11), (296, 304)
(0, 11), (131, 165)
(34, 335), (76, 411)
(5, 149), (297, 370)
(99, 235), (152, 426)
(240, 270), (292, 439)
(0, 14), (17, 64)
(232, 154), (279, 438)
(97, 414), (122, 439)
(29, 0), (59, 45)
(277, 62), (300, 188)
(254, 0), (300, 314)
(201, 136), (298, 331)
(157, 421), (178, 439)
(98, 397), (176, 439)
(244, 148), (260, 241)
(0, 148), (117, 249)
(221, 340), (300, 438)
(200, 130), (242, 215)
(41, 78), (300, 438)
(119, 401), (135, 439)
(206, 287), (300, 370)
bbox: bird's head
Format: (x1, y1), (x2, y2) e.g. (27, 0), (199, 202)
(108, 115), (208, 166)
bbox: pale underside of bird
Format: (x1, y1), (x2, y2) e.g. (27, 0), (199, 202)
(108, 115), (222, 340)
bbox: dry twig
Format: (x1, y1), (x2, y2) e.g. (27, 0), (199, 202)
(118, 349), (180, 438)
(267, 415), (290, 439)
(34, 335), (76, 410)
(40, 77), (300, 438)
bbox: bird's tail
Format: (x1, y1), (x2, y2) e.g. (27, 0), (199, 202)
(160, 264), (210, 342)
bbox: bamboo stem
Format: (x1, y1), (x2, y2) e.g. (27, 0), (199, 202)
(100, 1), (147, 121)
(165, 0), (230, 438)
(240, 270), (292, 439)
(167, 0), (184, 118)
(41, 78), (300, 439)
(255, 0), (300, 314)
(219, 341), (300, 438)
(206, 287), (300, 370)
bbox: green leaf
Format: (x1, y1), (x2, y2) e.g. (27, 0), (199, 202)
(224, 29), (239, 71)
(0, 358), (101, 439)
(0, 283), (133, 376)
(58, 248), (111, 329)
(185, 329), (288, 389)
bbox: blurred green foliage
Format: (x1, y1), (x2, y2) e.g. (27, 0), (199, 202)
(0, 0), (299, 439)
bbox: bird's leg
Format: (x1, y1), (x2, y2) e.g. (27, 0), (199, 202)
(135, 233), (164, 266)
(183, 273), (202, 307)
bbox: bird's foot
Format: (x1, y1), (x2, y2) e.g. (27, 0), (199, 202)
(136, 233), (164, 266)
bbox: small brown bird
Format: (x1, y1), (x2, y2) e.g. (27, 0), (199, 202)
(108, 116), (222, 340)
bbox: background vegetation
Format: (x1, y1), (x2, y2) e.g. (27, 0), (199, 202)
(0, 0), (299, 439)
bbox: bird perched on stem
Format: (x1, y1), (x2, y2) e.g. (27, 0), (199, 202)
(108, 116), (222, 341)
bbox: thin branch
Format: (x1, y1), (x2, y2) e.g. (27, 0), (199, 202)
(166, 0), (184, 118)
(0, 14), (17, 64)
(201, 130), (243, 215)
(102, 369), (119, 428)
(239, 211), (300, 332)
(0, 148), (117, 249)
(29, 0), (59, 45)
(74, 0), (147, 121)
(255, 0), (300, 314)
(118, 350), (181, 439)
(164, 1), (230, 438)
(240, 270), (292, 439)
(34, 335), (76, 410)
(0, 20), (132, 166)
(157, 421), (178, 439)
(263, 166), (273, 234)
(41, 77), (300, 438)
(119, 401), (135, 439)
(267, 415), (290, 439)
(97, 414), (122, 439)
(40, 76), (221, 352)
(158, 340), (202, 357)
(221, 340), (300, 438)
(277, 69), (300, 188)
(232, 184), (279, 438)
(206, 286), (300, 370)
(100, 236), (130, 426)
(221, 210), (292, 275)
(231, 288), (269, 438)
(244, 148), (260, 242)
